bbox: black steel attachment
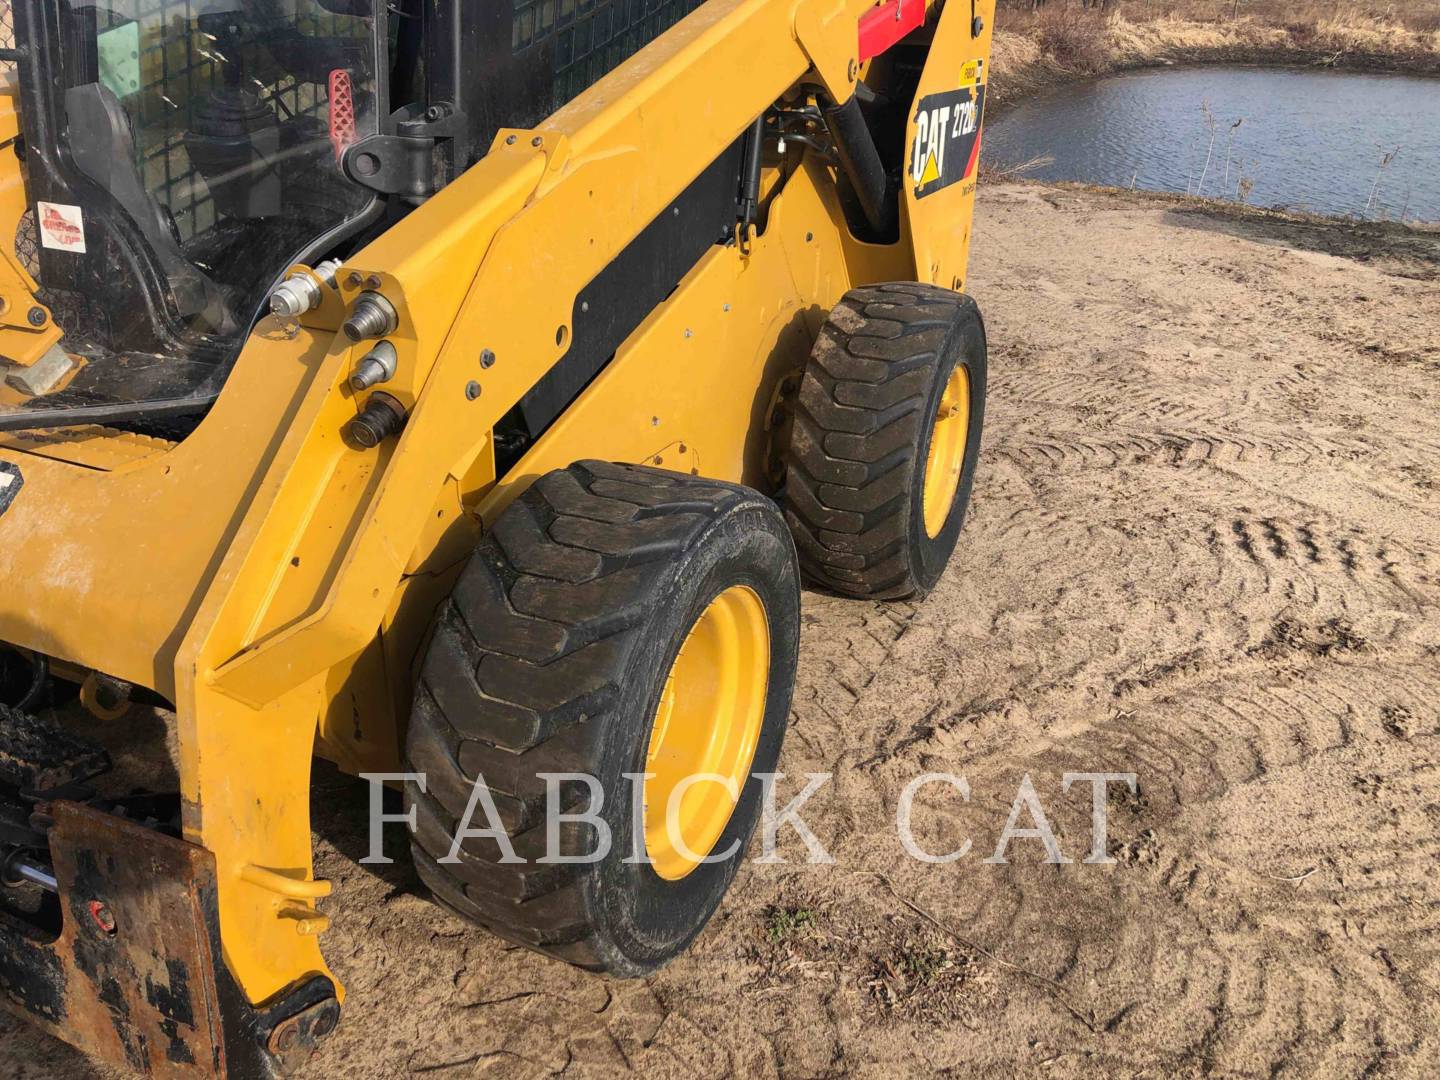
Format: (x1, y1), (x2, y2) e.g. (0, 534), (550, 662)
(1, 800), (341, 1076)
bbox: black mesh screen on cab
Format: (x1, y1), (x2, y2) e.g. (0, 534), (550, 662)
(511, 0), (709, 113)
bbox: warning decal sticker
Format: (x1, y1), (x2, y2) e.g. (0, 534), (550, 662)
(38, 201), (87, 254)
(909, 60), (987, 200)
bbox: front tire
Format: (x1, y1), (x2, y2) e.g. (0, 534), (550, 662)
(404, 461), (800, 975)
(785, 282), (987, 599)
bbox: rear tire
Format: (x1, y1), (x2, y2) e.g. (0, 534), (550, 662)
(784, 282), (987, 599)
(404, 461), (800, 975)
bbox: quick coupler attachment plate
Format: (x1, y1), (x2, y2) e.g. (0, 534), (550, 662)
(1, 800), (340, 1077)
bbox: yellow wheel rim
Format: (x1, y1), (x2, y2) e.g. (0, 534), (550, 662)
(644, 584), (770, 882)
(922, 364), (971, 539)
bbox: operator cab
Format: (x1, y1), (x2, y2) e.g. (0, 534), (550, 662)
(0, 0), (710, 437)
(0, 1), (383, 434)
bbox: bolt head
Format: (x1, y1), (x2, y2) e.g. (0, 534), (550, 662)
(479, 349), (496, 369)
(465, 380), (481, 400)
(365, 274), (382, 289)
(26, 306), (46, 327)
(531, 135), (543, 147)
(346, 271), (364, 288)
(505, 134), (517, 145)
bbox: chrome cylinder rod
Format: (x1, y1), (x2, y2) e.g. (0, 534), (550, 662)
(1, 849), (58, 893)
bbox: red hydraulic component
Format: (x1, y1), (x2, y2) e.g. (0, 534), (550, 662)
(858, 0), (926, 62)
(328, 69), (357, 164)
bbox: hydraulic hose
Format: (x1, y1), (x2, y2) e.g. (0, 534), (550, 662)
(820, 93), (896, 238)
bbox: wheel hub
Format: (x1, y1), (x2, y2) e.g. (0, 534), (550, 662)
(922, 364), (971, 538)
(644, 585), (770, 881)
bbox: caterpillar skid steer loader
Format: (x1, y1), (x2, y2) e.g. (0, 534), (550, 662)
(0, 0), (992, 1073)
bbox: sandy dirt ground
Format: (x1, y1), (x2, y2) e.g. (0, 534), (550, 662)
(5, 183), (1439, 1077)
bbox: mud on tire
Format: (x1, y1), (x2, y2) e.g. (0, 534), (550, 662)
(404, 461), (800, 976)
(784, 282), (987, 599)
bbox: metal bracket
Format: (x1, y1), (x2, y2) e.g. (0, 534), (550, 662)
(0, 801), (341, 1076)
(793, 0), (858, 104)
(393, 101), (464, 141)
(340, 102), (465, 201)
(343, 133), (438, 201)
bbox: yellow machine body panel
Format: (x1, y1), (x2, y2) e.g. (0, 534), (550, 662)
(903, 3), (995, 291)
(0, 0), (996, 1041)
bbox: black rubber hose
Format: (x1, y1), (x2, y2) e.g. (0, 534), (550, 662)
(9, 650), (46, 713)
(821, 94), (896, 237)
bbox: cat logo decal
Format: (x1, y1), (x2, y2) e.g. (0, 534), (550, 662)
(910, 60), (987, 199)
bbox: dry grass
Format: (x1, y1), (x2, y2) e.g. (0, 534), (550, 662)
(991, 1), (1440, 104)
(1119, 2), (1440, 34)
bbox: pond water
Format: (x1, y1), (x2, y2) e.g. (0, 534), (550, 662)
(982, 66), (1440, 222)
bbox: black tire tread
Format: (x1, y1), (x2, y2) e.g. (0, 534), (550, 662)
(785, 282), (979, 599)
(405, 461), (764, 971)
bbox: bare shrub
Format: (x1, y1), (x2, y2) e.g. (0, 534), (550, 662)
(1029, 6), (1113, 71)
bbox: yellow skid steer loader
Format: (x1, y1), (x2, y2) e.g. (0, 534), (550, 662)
(0, 0), (993, 1073)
